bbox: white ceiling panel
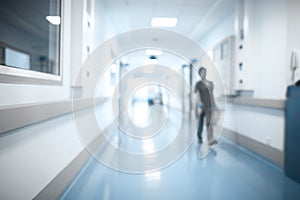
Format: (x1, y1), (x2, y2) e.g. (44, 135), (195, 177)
(153, 5), (184, 17)
(101, 0), (237, 39)
(180, 5), (212, 17)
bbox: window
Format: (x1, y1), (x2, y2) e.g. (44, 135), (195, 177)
(0, 0), (62, 84)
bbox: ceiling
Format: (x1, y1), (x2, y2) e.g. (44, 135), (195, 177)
(0, 0), (238, 43)
(99, 0), (238, 68)
(101, 0), (238, 40)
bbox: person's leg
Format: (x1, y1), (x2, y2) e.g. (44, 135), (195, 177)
(206, 110), (218, 145)
(206, 110), (213, 143)
(197, 111), (205, 143)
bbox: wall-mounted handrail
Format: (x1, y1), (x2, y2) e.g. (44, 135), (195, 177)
(0, 97), (108, 135)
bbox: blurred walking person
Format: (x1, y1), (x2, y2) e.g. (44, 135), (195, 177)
(194, 67), (218, 145)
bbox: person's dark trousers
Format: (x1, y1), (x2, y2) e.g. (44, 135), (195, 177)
(197, 111), (205, 142)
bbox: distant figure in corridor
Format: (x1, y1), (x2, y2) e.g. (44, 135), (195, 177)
(194, 67), (218, 145)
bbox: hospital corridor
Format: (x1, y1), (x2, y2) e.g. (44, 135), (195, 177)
(1, 0), (300, 199)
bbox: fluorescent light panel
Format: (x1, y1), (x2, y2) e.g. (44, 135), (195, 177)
(46, 16), (61, 25)
(151, 17), (178, 27)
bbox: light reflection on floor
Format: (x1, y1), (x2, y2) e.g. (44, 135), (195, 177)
(129, 101), (152, 128)
(95, 100), (182, 155)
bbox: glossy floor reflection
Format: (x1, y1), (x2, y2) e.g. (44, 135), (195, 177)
(91, 100), (195, 173)
(60, 139), (300, 199)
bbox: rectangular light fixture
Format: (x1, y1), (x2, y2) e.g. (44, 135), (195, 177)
(46, 16), (61, 25)
(151, 17), (178, 27)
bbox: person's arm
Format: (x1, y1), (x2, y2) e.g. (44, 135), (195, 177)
(210, 81), (218, 110)
(195, 82), (204, 108)
(194, 82), (198, 93)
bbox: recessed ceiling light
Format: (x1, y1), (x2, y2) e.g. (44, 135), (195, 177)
(151, 17), (178, 27)
(145, 49), (163, 56)
(46, 16), (61, 25)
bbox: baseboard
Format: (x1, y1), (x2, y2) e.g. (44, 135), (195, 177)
(33, 124), (112, 200)
(222, 128), (284, 168)
(33, 149), (90, 200)
(0, 97), (108, 135)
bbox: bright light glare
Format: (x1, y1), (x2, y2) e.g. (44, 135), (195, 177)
(207, 50), (213, 59)
(145, 171), (161, 180)
(110, 64), (118, 73)
(46, 16), (61, 25)
(143, 58), (157, 73)
(144, 58), (158, 65)
(143, 139), (155, 151)
(145, 49), (163, 56)
(151, 18), (178, 27)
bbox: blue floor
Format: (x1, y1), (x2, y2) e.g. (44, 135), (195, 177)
(60, 102), (300, 200)
(59, 137), (300, 200)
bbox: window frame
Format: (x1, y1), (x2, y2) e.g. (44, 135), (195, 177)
(0, 0), (64, 85)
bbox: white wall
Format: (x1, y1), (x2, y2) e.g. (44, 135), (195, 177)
(246, 0), (288, 99)
(224, 104), (285, 150)
(70, 0), (98, 89)
(287, 0), (300, 84)
(0, 112), (83, 199)
(199, 13), (235, 51)
(0, 103), (112, 200)
(94, 0), (117, 47)
(0, 0), (112, 199)
(199, 0), (298, 151)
